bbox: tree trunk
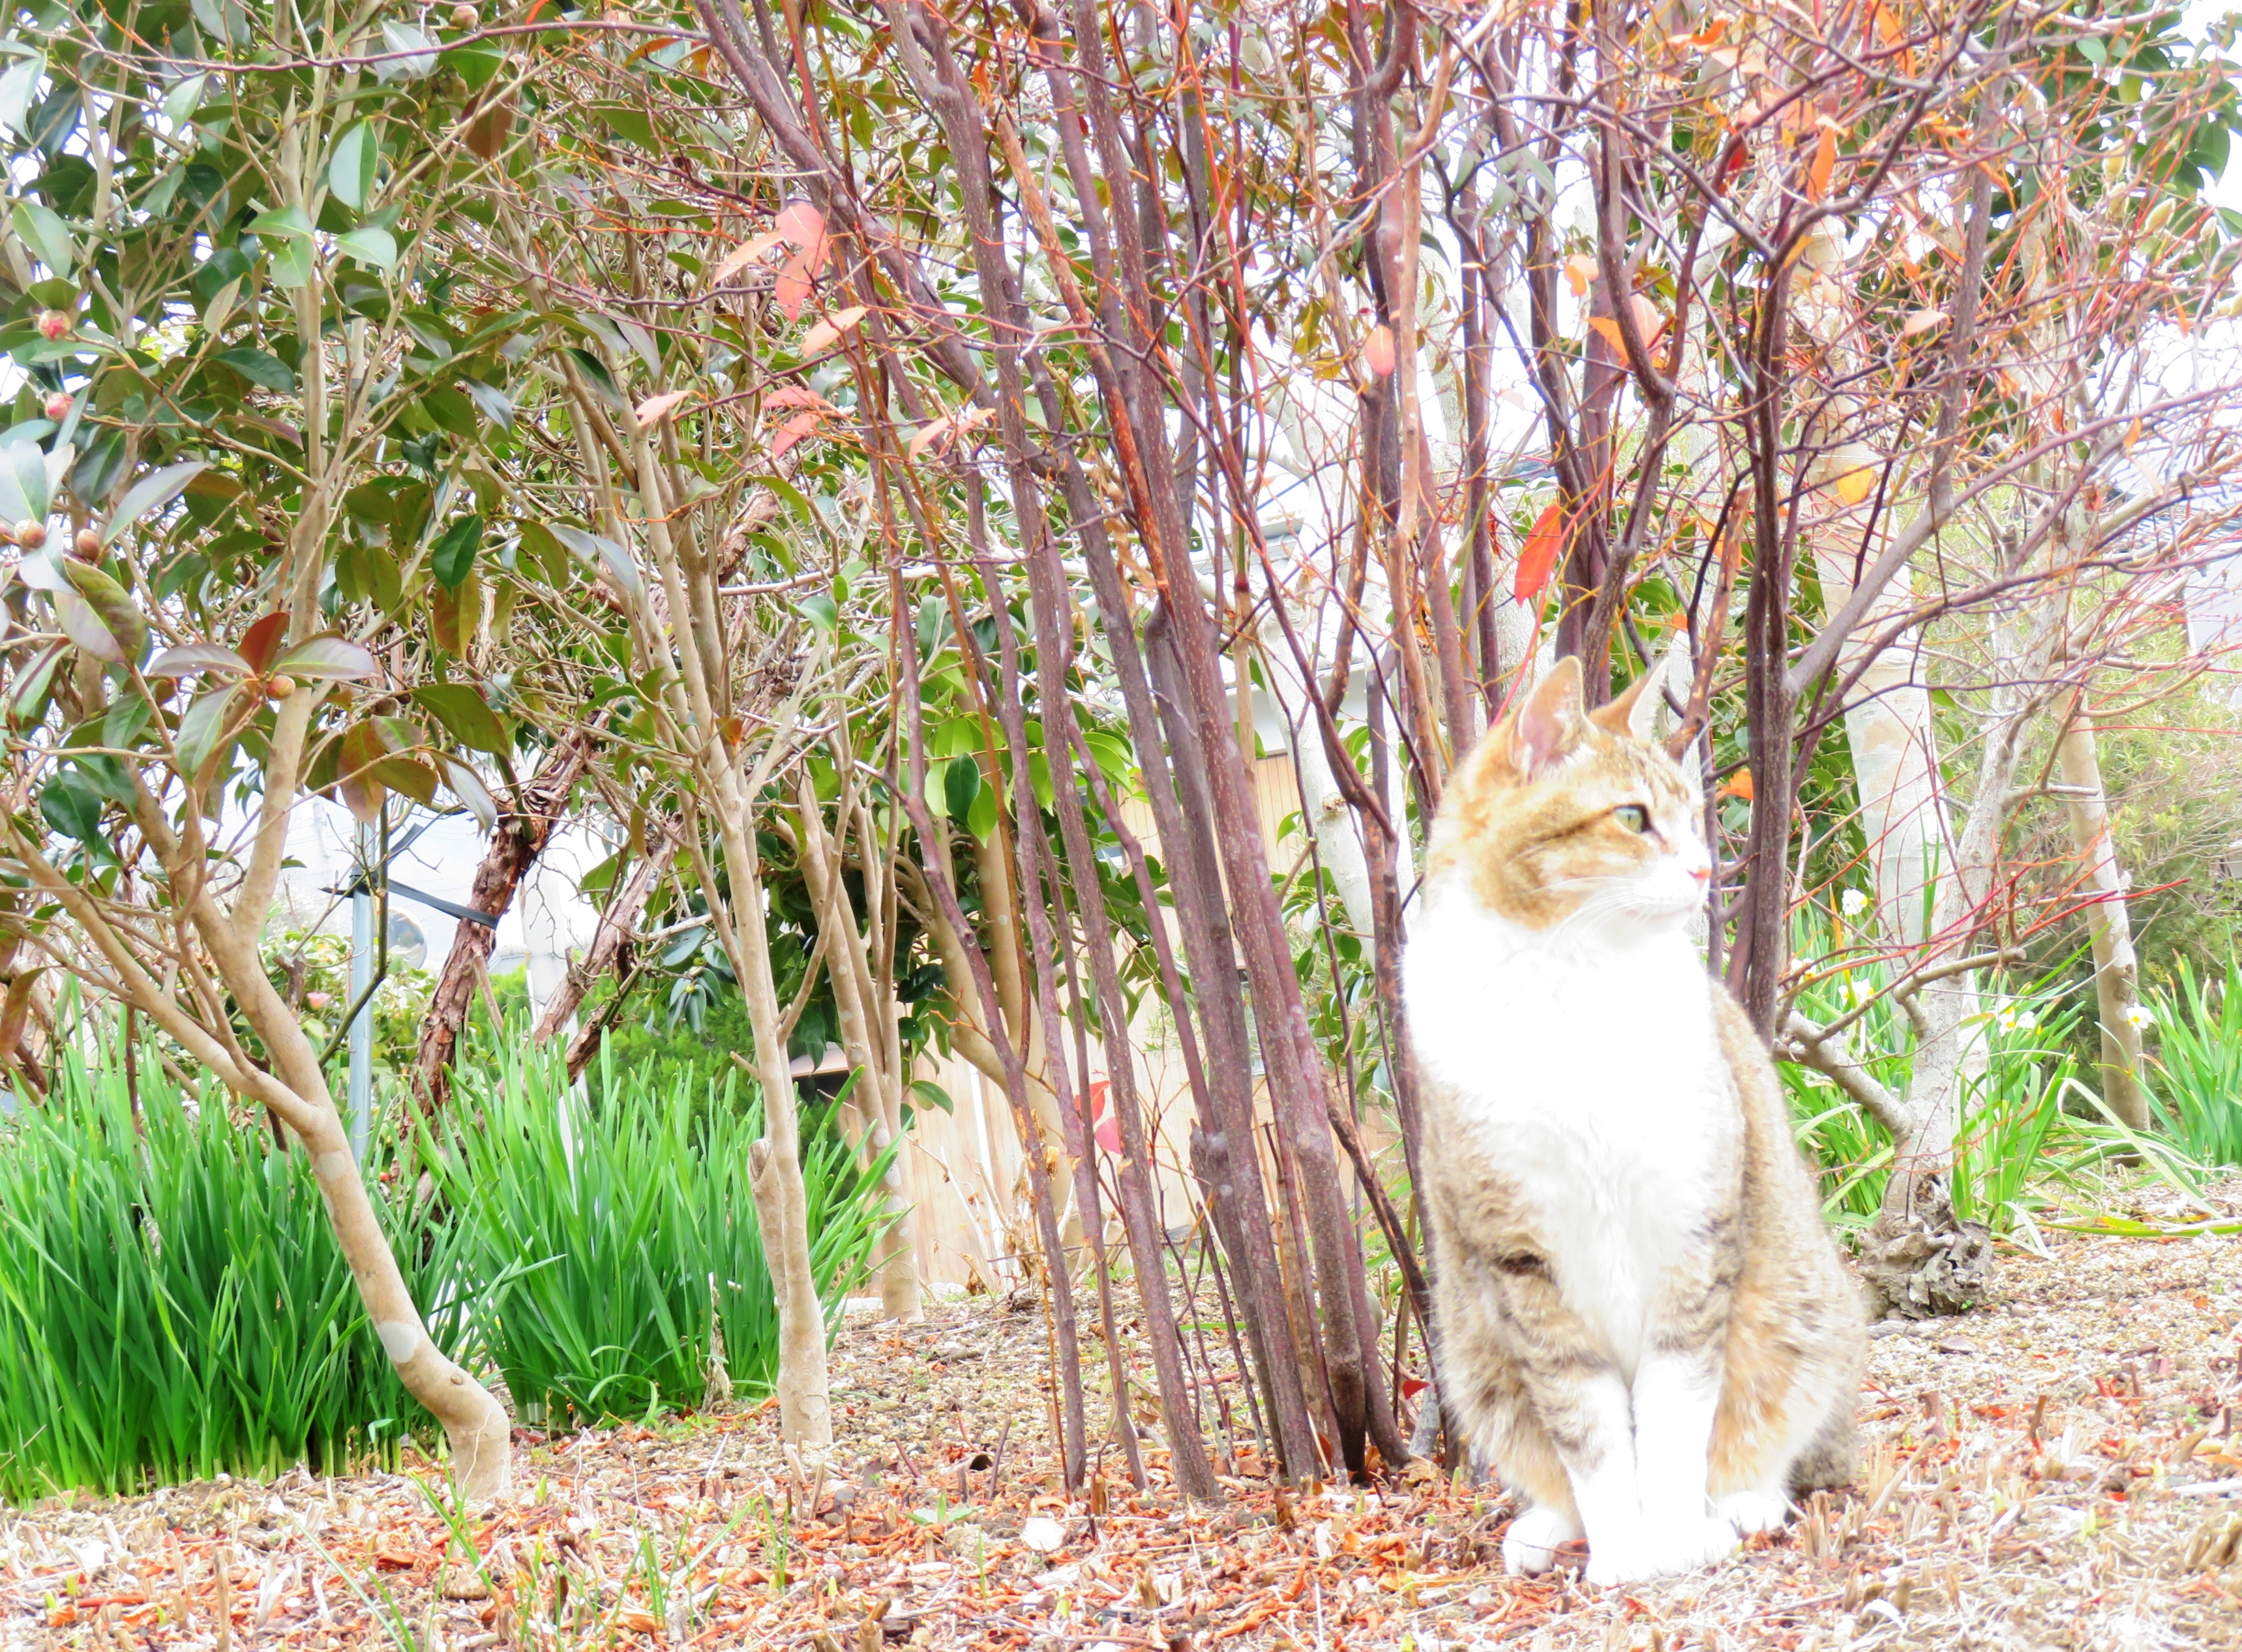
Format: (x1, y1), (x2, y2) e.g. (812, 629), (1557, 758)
(531, 828), (674, 1080)
(2055, 702), (2151, 1131)
(796, 773), (923, 1325)
(415, 735), (591, 1109)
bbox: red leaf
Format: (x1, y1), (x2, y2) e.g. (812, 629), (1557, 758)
(1514, 503), (1564, 604)
(1088, 1079), (1120, 1155)
(770, 410), (824, 460)
(1362, 323), (1396, 376)
(1401, 1377), (1429, 1398)
(239, 610), (290, 674)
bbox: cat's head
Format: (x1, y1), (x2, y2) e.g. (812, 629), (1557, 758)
(1427, 656), (1711, 938)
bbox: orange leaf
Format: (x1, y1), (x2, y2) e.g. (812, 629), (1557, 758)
(1720, 768), (1756, 801)
(617, 1608), (662, 1633)
(1563, 254), (1596, 298)
(1586, 315), (1628, 354)
(766, 385), (837, 412)
(908, 413), (956, 461)
(708, 230), (785, 288)
(1514, 503), (1564, 604)
(770, 410), (825, 460)
(633, 389), (691, 427)
(1902, 308), (1947, 337)
(775, 251), (814, 322)
(799, 305), (867, 357)
(1628, 293), (1667, 343)
(1362, 323), (1396, 376)
(775, 198), (828, 266)
(1807, 127), (1837, 200)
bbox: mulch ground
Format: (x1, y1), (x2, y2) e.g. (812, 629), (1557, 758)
(7, 1222), (2242, 1651)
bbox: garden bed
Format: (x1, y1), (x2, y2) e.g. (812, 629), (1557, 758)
(7, 1222), (2242, 1651)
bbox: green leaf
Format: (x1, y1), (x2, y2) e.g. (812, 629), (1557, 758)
(60, 558), (149, 663)
(461, 379), (513, 430)
(430, 515), (482, 589)
(550, 523), (641, 603)
(271, 633), (379, 682)
(335, 226), (396, 271)
(40, 771), (103, 844)
(0, 438), (49, 524)
(5, 640), (65, 727)
(69, 428), (127, 507)
(799, 593), (837, 635)
(518, 519), (569, 583)
(565, 348), (625, 409)
(966, 777), (999, 841)
(267, 236), (314, 289)
(102, 460), (207, 547)
(174, 685), (241, 782)
(147, 642), (252, 679)
(436, 753), (498, 832)
(942, 755), (981, 824)
(413, 682), (509, 755)
(329, 122), (378, 211)
(215, 348), (297, 391)
(10, 201), (72, 274)
(909, 1079), (955, 1117)
(591, 102), (659, 150)
(247, 205), (314, 241)
(0, 54), (44, 136)
(423, 385), (476, 437)
(162, 72), (207, 128)
(374, 21), (440, 83)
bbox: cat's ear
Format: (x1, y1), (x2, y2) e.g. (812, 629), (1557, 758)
(1510, 655), (1589, 777)
(1589, 668), (1664, 742)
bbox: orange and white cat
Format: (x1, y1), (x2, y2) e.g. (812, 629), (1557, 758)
(1404, 657), (1863, 1585)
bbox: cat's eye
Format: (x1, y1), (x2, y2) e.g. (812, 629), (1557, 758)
(1613, 804), (1652, 834)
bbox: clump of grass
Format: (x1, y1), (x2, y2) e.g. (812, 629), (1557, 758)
(0, 1044), (463, 1502)
(419, 1024), (894, 1426)
(2147, 956), (2242, 1165)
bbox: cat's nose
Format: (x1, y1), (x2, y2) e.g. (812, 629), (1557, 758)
(1687, 862), (1712, 886)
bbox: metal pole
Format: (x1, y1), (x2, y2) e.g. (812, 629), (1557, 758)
(348, 815), (374, 1164)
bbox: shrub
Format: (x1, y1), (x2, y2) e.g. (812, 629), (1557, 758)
(0, 1048), (464, 1502)
(421, 1027), (893, 1426)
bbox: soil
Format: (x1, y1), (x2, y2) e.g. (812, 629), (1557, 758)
(6, 1220), (2242, 1651)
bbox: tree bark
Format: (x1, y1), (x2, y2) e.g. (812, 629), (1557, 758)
(415, 734), (591, 1109)
(2055, 702), (2151, 1131)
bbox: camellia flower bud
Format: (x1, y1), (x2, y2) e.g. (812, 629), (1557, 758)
(266, 675), (297, 700)
(452, 4), (477, 27)
(42, 391), (72, 422)
(74, 529), (100, 559)
(14, 521), (45, 550)
(35, 310), (70, 342)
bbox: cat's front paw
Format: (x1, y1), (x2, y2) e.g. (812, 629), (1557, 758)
(1717, 1488), (1791, 1537)
(1584, 1515), (1739, 1585)
(1501, 1504), (1585, 1576)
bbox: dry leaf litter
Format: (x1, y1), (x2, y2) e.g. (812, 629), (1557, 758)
(7, 1218), (2242, 1651)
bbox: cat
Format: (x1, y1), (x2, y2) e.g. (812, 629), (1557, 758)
(1403, 656), (1864, 1586)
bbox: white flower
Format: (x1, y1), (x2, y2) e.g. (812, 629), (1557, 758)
(1840, 888), (1870, 919)
(1995, 1002), (2039, 1033)
(2125, 1003), (2155, 1029)
(1845, 979), (1875, 1008)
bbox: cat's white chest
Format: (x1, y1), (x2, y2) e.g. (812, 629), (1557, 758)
(1404, 890), (1737, 1373)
